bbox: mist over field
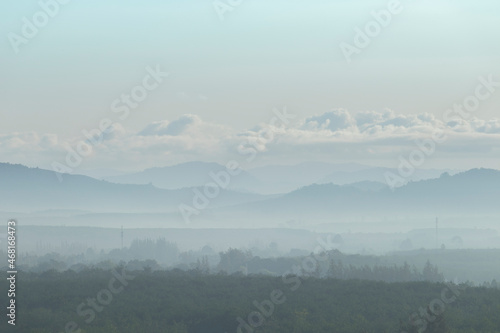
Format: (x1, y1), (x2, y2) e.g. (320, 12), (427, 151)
(1, 0), (500, 332)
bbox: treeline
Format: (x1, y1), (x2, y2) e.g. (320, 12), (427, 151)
(0, 238), (216, 272)
(2, 241), (498, 287)
(327, 260), (444, 283)
(217, 248), (444, 283)
(2, 268), (500, 333)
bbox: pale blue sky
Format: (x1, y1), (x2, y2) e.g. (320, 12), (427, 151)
(1, 0), (499, 170)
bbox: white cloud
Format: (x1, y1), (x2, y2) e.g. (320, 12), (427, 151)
(0, 132), (59, 151)
(1, 110), (500, 170)
(301, 109), (357, 132)
(138, 114), (202, 136)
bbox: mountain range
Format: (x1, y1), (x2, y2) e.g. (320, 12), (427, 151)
(101, 161), (456, 194)
(1, 162), (498, 228)
(0, 163), (267, 214)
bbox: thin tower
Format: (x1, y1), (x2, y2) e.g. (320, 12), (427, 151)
(435, 217), (438, 250)
(121, 226), (124, 249)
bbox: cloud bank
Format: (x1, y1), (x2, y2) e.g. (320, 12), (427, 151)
(2, 109), (500, 171)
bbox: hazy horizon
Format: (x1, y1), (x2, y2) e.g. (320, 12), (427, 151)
(1, 1), (499, 332)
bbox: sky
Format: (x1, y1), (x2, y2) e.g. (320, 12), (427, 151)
(1, 0), (499, 172)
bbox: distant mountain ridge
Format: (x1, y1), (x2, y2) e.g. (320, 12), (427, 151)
(104, 161), (457, 194)
(105, 161), (261, 192)
(222, 168), (500, 221)
(317, 167), (458, 185)
(1, 162), (498, 228)
(0, 163), (267, 213)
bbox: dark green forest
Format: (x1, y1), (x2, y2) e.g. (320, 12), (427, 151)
(2, 268), (500, 333)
